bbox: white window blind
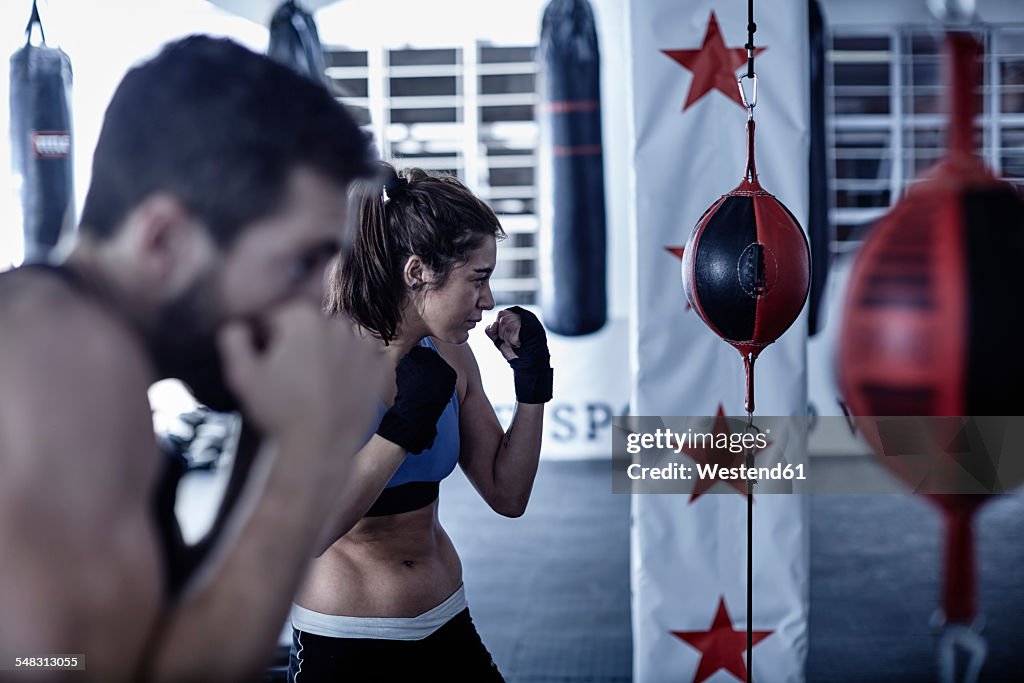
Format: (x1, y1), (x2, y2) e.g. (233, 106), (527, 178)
(324, 43), (540, 305)
(828, 26), (1024, 255)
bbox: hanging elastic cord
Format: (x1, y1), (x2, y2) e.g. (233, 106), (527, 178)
(742, 4), (759, 679)
(744, 410), (759, 683)
(738, 0), (758, 119)
(745, 0), (756, 77)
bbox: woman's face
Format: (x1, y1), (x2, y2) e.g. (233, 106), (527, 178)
(419, 236), (497, 344)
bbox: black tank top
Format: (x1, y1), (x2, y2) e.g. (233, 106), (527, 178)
(10, 262), (193, 597)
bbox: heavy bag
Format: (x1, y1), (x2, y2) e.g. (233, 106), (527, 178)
(267, 0), (328, 86)
(538, 0), (607, 336)
(9, 1), (74, 264)
(838, 33), (1024, 624)
(806, 0), (831, 336)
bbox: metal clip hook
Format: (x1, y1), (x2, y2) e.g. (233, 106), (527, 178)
(927, 0), (977, 24)
(937, 620), (987, 683)
(738, 73), (757, 119)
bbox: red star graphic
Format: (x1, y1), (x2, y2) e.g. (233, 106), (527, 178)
(662, 12), (767, 111)
(665, 246), (692, 311)
(671, 597), (772, 683)
(680, 405), (768, 502)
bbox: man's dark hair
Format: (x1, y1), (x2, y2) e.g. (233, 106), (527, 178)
(80, 35), (373, 245)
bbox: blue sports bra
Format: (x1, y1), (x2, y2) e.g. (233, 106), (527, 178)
(364, 337), (460, 516)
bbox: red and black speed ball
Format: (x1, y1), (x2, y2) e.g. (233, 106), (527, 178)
(839, 34), (1024, 418)
(682, 173), (811, 359)
(838, 157), (1024, 417)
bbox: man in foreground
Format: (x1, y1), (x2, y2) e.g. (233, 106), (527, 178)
(0, 36), (384, 682)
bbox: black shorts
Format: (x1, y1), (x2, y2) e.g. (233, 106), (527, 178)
(287, 608), (505, 682)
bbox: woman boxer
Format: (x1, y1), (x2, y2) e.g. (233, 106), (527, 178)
(288, 164), (552, 681)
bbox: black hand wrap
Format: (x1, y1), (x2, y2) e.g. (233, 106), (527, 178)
(497, 306), (553, 404)
(376, 345), (457, 454)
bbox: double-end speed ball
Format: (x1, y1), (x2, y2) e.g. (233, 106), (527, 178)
(838, 33), (1024, 626)
(681, 119), (811, 411)
(677, 10), (811, 679)
(839, 35), (1024, 421)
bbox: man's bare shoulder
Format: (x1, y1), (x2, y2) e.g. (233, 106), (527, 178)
(0, 267), (158, 495)
(0, 267), (152, 383)
(0, 271), (164, 677)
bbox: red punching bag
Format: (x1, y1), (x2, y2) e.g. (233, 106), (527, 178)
(838, 30), (1024, 629)
(681, 117), (811, 411)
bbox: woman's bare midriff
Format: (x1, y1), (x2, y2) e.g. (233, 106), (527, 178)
(295, 499), (463, 618)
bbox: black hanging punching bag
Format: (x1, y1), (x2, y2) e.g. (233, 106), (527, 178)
(806, 0), (831, 336)
(538, 0), (607, 336)
(267, 0), (328, 86)
(9, 1), (74, 264)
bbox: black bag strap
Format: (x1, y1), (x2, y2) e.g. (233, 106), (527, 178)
(290, 8), (322, 77)
(25, 0), (46, 46)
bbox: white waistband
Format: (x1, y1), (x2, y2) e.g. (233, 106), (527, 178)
(290, 585), (467, 641)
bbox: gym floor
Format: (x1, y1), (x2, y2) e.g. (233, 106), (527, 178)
(178, 459), (1024, 682)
